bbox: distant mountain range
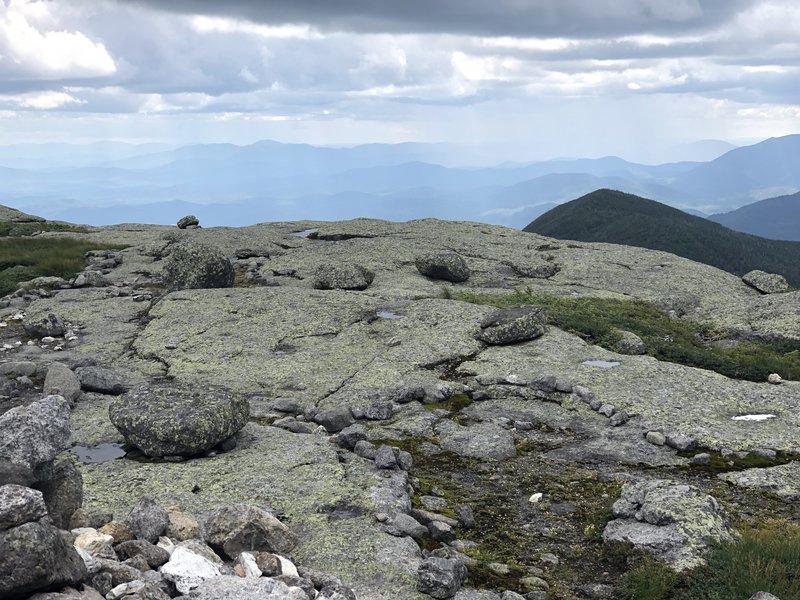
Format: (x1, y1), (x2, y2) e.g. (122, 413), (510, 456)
(709, 191), (800, 241)
(523, 189), (800, 286)
(0, 135), (798, 228)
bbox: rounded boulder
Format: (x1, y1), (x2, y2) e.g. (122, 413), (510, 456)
(163, 241), (234, 290)
(109, 383), (249, 457)
(415, 252), (470, 283)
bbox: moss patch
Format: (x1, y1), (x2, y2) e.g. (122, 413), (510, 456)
(454, 288), (800, 382)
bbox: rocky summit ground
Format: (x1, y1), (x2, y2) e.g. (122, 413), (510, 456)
(2, 215), (800, 600)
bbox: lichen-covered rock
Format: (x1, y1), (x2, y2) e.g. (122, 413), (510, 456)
(177, 215), (200, 229)
(109, 383), (248, 457)
(0, 485), (48, 530)
(415, 252), (470, 282)
(23, 312), (66, 338)
(313, 263), (374, 290)
(476, 305), (546, 345)
(36, 456), (83, 529)
(0, 395), (71, 472)
(417, 557), (468, 599)
(742, 270), (789, 294)
(615, 330), (646, 355)
(602, 479), (734, 570)
(0, 520), (88, 599)
(204, 504), (297, 559)
(43, 363), (81, 405)
(177, 575), (308, 600)
(163, 241), (233, 290)
(125, 495), (169, 543)
(76, 367), (129, 396)
(73, 271), (109, 288)
(434, 421), (516, 461)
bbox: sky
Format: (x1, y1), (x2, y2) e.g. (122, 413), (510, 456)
(0, 0), (799, 163)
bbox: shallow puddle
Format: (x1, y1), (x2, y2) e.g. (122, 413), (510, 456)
(582, 359), (621, 368)
(731, 414), (777, 422)
(69, 443), (127, 464)
(376, 310), (403, 320)
(290, 228), (318, 238)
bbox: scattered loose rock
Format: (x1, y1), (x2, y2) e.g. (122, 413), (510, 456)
(477, 305), (546, 345)
(742, 270), (789, 294)
(313, 263), (375, 290)
(415, 252), (470, 282)
(163, 240), (233, 290)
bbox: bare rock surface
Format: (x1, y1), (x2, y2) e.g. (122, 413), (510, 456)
(4, 216), (800, 599)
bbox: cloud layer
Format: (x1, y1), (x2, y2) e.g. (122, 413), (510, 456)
(0, 0), (798, 160)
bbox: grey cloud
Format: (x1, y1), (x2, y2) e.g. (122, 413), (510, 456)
(118, 0), (756, 38)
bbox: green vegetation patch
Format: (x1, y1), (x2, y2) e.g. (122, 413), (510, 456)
(0, 221), (89, 237)
(622, 521), (800, 600)
(0, 237), (125, 296)
(453, 288), (800, 382)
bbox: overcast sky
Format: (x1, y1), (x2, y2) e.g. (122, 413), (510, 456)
(0, 0), (798, 162)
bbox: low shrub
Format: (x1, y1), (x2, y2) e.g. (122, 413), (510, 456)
(0, 237), (124, 296)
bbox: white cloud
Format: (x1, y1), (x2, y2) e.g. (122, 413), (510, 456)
(0, 0), (116, 79)
(0, 89), (85, 109)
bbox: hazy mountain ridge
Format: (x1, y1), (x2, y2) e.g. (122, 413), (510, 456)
(523, 188), (800, 286)
(0, 135), (797, 228)
(710, 191), (800, 241)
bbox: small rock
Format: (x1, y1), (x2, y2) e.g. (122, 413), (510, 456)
(742, 270), (789, 294)
(254, 552), (282, 576)
(163, 240), (233, 290)
(43, 363), (81, 405)
(374, 445), (399, 470)
(529, 493), (543, 503)
(455, 504), (475, 529)
(75, 366), (129, 395)
(353, 440), (377, 460)
(389, 513), (428, 539)
(159, 546), (221, 595)
(415, 252), (470, 283)
(429, 520), (457, 543)
(125, 495), (169, 543)
(312, 263), (375, 291)
(665, 432), (697, 452)
(539, 553), (559, 566)
(520, 576), (549, 591)
(74, 529), (116, 560)
(689, 453), (711, 466)
(767, 373), (783, 385)
(166, 506), (200, 541)
(597, 404), (615, 418)
(204, 503), (297, 559)
(615, 331), (646, 355)
(0, 485), (48, 530)
(336, 424), (368, 450)
(477, 305), (546, 345)
(313, 407), (355, 433)
(645, 431), (666, 446)
(236, 552), (262, 578)
(748, 593), (781, 600)
(417, 557), (468, 599)
(116, 539), (171, 568)
(608, 411), (629, 427)
(23, 312), (66, 338)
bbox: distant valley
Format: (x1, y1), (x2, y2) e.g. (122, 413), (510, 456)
(1, 135), (798, 230)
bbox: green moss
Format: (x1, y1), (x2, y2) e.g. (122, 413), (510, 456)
(680, 449), (799, 474)
(422, 393), (473, 413)
(453, 288), (800, 382)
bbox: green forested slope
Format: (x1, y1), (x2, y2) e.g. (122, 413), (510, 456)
(523, 189), (800, 286)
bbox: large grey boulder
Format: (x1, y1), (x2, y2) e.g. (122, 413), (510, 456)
(742, 270), (789, 294)
(415, 252), (470, 283)
(43, 363), (82, 405)
(0, 395), (71, 473)
(476, 305), (546, 345)
(602, 479), (734, 571)
(417, 557), (468, 599)
(0, 520), (87, 599)
(163, 241), (233, 290)
(0, 485), (48, 530)
(204, 503), (297, 559)
(109, 383), (248, 457)
(177, 575), (308, 600)
(312, 263), (374, 290)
